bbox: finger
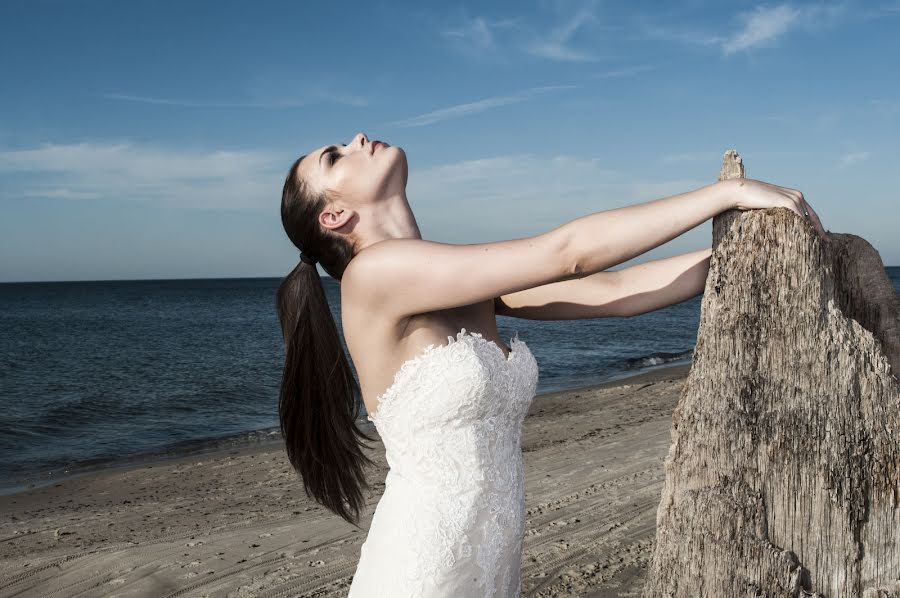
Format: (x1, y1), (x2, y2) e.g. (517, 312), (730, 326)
(804, 202), (828, 242)
(799, 198), (823, 237)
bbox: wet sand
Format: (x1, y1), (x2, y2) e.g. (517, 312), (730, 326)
(0, 364), (689, 598)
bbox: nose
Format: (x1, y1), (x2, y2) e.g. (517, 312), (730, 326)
(353, 132), (368, 149)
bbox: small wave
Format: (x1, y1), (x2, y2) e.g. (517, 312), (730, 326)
(623, 349), (693, 370)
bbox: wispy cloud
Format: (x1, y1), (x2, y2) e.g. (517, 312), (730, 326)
(0, 142), (283, 209)
(722, 4), (805, 55)
(384, 84), (576, 128)
(409, 153), (616, 208)
(726, 2), (848, 54)
(21, 188), (100, 200)
(591, 64), (659, 79)
(637, 2), (849, 56)
(99, 89), (368, 109)
(441, 15), (523, 54)
(440, 3), (608, 63)
(839, 150), (870, 168)
(526, 3), (600, 62)
(634, 20), (724, 48)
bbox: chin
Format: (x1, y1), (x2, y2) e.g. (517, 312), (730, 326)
(385, 148), (406, 169)
(393, 146), (408, 169)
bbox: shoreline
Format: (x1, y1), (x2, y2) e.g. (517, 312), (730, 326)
(0, 361), (690, 597)
(0, 361), (691, 499)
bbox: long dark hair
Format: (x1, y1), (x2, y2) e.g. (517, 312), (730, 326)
(276, 156), (374, 526)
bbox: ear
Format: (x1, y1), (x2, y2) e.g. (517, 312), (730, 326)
(319, 204), (355, 231)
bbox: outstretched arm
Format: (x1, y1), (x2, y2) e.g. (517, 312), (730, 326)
(599, 248), (711, 316)
(494, 248), (711, 320)
(495, 176), (825, 321)
(559, 177), (824, 277)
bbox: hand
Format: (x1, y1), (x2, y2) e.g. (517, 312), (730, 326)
(720, 178), (827, 241)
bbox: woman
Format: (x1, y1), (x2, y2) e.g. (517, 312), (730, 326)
(276, 132), (826, 597)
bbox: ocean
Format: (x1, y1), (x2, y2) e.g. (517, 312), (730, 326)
(2, 268), (898, 493)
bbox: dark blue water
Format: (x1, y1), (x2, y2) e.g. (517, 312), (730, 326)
(2, 268), (898, 493)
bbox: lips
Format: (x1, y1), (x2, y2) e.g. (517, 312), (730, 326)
(372, 140), (388, 153)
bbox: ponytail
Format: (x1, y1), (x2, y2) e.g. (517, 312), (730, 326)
(276, 249), (374, 527)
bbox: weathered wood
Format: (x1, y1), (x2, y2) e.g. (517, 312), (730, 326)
(642, 150), (900, 597)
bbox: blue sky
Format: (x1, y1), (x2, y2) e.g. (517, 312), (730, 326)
(1, 0), (898, 282)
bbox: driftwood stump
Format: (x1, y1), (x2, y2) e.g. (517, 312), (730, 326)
(642, 150), (900, 597)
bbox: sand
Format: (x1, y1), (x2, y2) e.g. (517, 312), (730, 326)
(0, 364), (689, 598)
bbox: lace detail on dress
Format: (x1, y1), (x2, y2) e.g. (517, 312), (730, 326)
(348, 327), (539, 597)
(368, 327), (519, 423)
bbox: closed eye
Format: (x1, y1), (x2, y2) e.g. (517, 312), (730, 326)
(330, 144), (347, 166)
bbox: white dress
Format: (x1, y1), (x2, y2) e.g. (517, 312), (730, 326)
(347, 327), (539, 598)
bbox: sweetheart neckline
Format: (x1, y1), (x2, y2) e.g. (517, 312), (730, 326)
(367, 327), (529, 423)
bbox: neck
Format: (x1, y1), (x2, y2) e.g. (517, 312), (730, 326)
(356, 191), (422, 251)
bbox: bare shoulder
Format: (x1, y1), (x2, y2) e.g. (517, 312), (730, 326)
(343, 238), (425, 275)
(341, 239), (410, 293)
(340, 238), (434, 317)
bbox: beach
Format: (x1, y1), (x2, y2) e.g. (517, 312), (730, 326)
(0, 363), (689, 598)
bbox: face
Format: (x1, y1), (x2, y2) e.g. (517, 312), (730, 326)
(296, 132), (407, 228)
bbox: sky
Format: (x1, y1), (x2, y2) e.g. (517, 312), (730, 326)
(1, 0), (898, 282)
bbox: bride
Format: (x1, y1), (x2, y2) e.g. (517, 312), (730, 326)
(275, 132), (826, 596)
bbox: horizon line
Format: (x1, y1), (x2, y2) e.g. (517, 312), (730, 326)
(3, 266), (900, 286)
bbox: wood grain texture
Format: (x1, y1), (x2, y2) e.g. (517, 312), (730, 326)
(642, 150), (900, 597)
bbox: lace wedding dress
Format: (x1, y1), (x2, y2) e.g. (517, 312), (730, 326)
(347, 327), (539, 597)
